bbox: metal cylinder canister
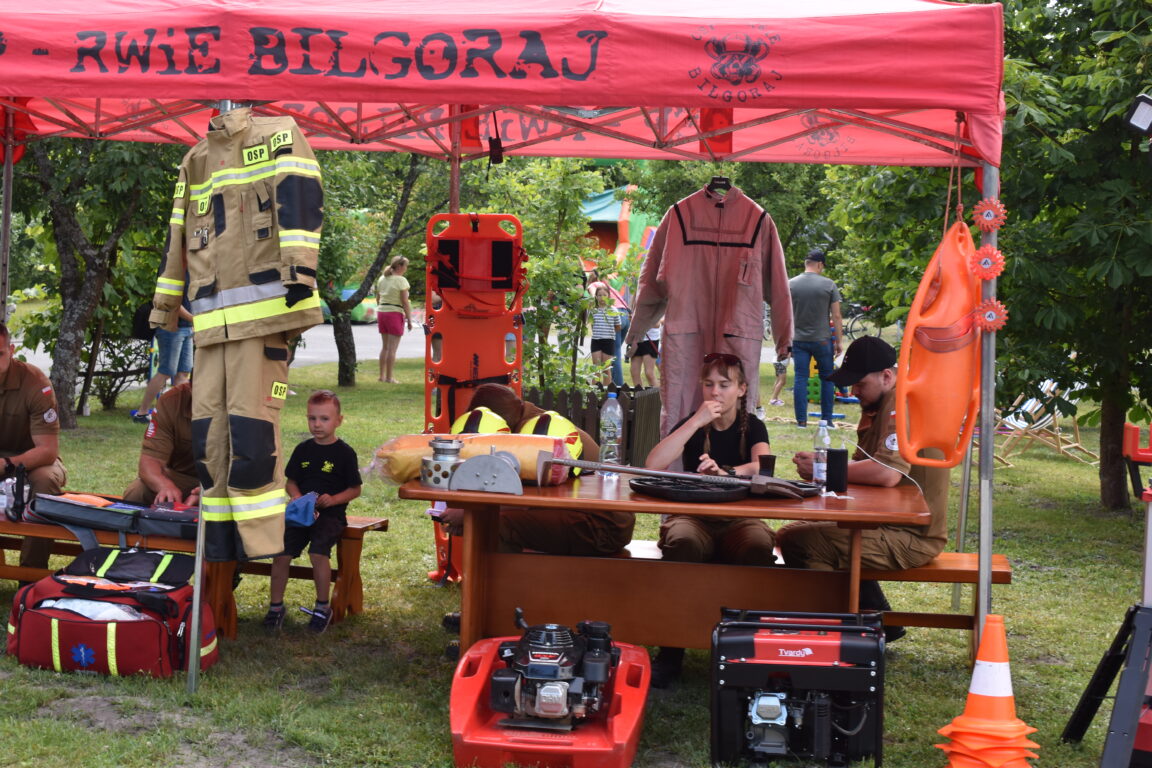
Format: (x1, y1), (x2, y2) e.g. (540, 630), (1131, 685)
(421, 439), (465, 488)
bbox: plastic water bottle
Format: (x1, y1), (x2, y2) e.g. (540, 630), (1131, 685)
(813, 420), (831, 490)
(599, 392), (624, 478)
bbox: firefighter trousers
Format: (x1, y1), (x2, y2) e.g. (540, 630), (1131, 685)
(192, 334), (291, 561)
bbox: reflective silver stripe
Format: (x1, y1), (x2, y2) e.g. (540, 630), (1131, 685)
(187, 156), (322, 197)
(200, 498), (233, 522)
(274, 157), (322, 176)
(279, 230), (321, 248)
(194, 293), (321, 332)
(232, 500), (287, 522)
(200, 491), (286, 522)
(190, 282), (287, 315)
(156, 276), (186, 297)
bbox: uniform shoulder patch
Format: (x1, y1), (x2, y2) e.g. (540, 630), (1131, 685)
(269, 130), (293, 152)
(43, 408), (58, 424)
(884, 433), (899, 452)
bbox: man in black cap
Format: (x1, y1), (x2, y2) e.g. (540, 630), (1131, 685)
(780, 335), (950, 641)
(788, 248), (842, 427)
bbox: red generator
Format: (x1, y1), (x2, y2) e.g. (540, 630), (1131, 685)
(711, 610), (885, 767)
(450, 613), (649, 768)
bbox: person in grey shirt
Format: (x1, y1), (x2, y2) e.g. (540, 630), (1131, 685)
(788, 249), (843, 426)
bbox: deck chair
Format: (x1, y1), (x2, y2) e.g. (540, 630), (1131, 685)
(996, 380), (1098, 465)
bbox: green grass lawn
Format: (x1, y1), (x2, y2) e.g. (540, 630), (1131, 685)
(0, 358), (1136, 767)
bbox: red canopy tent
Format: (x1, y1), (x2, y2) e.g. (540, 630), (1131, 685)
(0, 0), (1002, 166)
(0, 0), (1006, 657)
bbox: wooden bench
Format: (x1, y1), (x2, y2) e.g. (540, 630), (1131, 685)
(862, 551), (1013, 631)
(0, 515), (388, 640)
(624, 540), (1012, 632)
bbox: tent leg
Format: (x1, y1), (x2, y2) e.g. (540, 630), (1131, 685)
(951, 438), (975, 611)
(1, 107), (13, 324)
(449, 105), (461, 214)
(976, 161), (1001, 649)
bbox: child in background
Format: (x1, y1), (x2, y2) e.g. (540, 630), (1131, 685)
(630, 320), (661, 389)
(589, 286), (620, 386)
(264, 390), (362, 635)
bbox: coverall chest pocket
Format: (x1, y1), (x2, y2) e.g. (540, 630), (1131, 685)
(186, 194), (213, 253)
(242, 180), (274, 249)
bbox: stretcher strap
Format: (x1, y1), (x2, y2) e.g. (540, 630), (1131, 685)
(436, 373), (513, 424)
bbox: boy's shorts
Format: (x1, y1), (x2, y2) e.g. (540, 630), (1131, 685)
(283, 512), (347, 559)
(155, 326), (194, 377)
(773, 361), (788, 376)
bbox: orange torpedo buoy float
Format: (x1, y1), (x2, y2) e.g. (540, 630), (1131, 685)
(894, 221), (982, 468)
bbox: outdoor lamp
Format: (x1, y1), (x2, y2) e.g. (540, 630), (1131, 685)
(1125, 93), (1152, 135)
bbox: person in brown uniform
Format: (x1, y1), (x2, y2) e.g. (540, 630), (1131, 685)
(0, 323), (67, 567)
(780, 336), (950, 642)
(123, 381), (199, 507)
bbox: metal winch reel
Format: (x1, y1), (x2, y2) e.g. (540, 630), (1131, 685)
(420, 438), (466, 488)
(449, 449), (523, 495)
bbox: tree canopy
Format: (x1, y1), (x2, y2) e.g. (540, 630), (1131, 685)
(822, 0), (1152, 508)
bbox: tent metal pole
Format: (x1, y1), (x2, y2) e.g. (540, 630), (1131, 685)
(186, 97), (236, 695)
(449, 105), (461, 214)
(951, 437), (975, 611)
(976, 161), (1000, 648)
(1, 107), (13, 324)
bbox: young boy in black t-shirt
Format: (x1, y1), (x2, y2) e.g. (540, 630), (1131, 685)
(264, 390), (362, 635)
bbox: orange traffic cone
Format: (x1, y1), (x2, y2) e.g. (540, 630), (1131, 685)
(936, 615), (1039, 768)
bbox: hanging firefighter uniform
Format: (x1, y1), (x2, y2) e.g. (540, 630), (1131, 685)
(150, 107), (323, 561)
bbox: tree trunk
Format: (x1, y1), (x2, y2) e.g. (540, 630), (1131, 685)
(28, 142), (138, 429)
(1099, 392), (1131, 511)
(76, 317), (105, 417)
(333, 314), (357, 387)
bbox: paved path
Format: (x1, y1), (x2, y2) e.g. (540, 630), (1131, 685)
(17, 316), (781, 374)
(16, 320), (426, 375)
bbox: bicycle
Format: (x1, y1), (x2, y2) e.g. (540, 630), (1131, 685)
(843, 303), (897, 343)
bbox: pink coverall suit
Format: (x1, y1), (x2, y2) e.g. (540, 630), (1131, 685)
(626, 185), (793, 439)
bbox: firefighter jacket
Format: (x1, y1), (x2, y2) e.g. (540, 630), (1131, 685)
(151, 107), (324, 345)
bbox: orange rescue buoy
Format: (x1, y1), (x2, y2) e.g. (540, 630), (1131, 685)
(894, 222), (982, 468)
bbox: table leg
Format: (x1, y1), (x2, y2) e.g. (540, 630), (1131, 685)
(459, 504), (499, 652)
(848, 529), (862, 612)
(203, 561), (238, 640)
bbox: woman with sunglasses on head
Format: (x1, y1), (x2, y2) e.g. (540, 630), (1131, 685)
(643, 352), (778, 687)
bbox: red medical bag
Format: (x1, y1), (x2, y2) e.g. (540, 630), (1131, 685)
(6, 573), (218, 678)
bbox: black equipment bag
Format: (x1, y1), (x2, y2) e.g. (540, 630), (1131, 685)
(61, 548), (195, 587)
(136, 504), (199, 540)
(28, 494), (139, 533)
